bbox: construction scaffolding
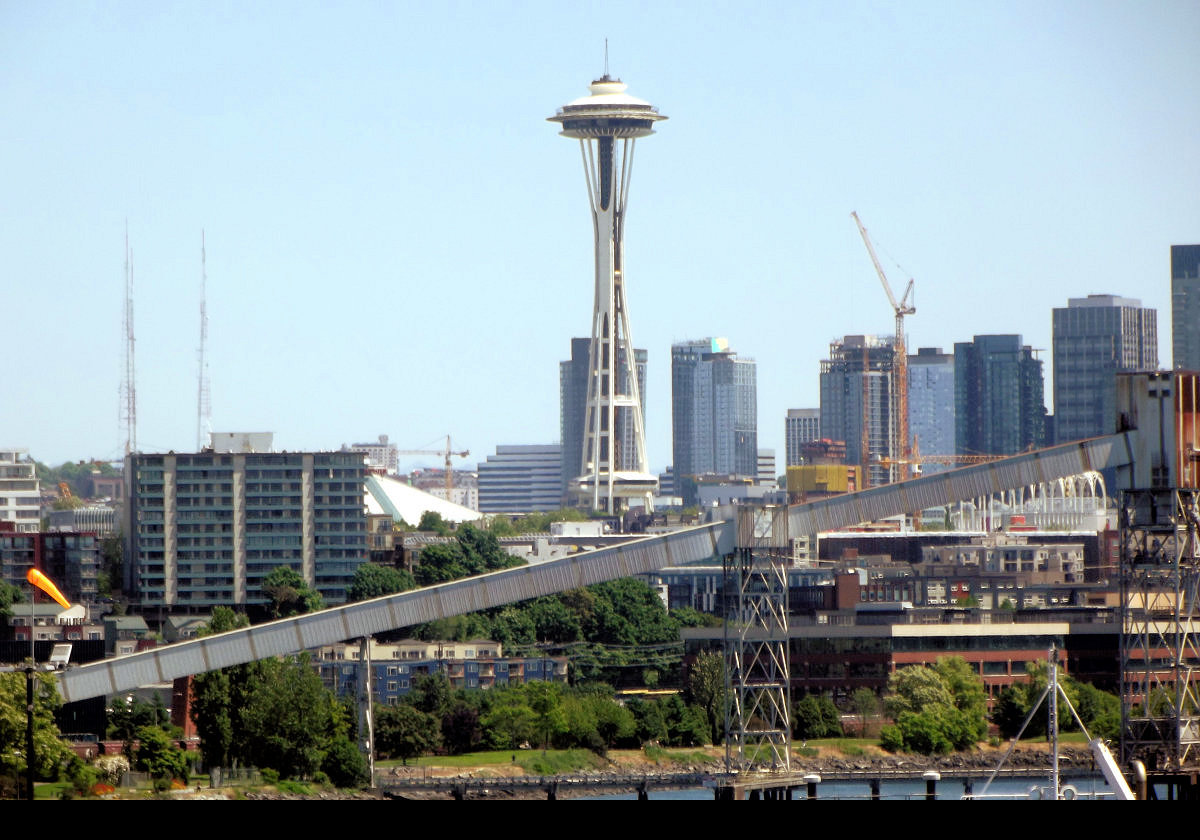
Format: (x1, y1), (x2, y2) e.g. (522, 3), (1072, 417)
(1120, 488), (1200, 771)
(725, 505), (792, 772)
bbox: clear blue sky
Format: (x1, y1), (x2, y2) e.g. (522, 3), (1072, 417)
(3, 1), (1198, 472)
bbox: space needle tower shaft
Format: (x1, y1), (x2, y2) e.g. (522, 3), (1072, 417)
(549, 74), (666, 513)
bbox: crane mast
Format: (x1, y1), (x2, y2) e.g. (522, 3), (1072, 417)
(852, 212), (916, 483)
(399, 435), (469, 499)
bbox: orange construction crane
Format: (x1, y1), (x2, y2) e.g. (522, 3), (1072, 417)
(399, 435), (469, 499)
(852, 211), (916, 483)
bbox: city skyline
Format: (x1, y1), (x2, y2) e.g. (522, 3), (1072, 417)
(3, 2), (1197, 471)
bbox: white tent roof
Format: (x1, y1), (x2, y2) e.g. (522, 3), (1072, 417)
(365, 473), (481, 525)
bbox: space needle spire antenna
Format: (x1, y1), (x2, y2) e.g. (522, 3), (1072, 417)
(549, 71), (666, 514)
(196, 230), (211, 451)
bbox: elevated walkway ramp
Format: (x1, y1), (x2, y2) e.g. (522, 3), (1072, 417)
(789, 433), (1131, 536)
(56, 522), (730, 702)
(54, 433), (1133, 703)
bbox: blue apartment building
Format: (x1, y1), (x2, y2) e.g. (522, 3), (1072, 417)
(316, 640), (568, 704)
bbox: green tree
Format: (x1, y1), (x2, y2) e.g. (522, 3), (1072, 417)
(685, 651), (726, 745)
(488, 607), (536, 648)
(793, 695), (842, 740)
(441, 703), (483, 755)
(414, 543), (468, 585)
(885, 666), (954, 719)
(627, 697), (668, 745)
(376, 704), (442, 764)
(408, 673), (453, 718)
(526, 682), (568, 750)
(592, 696), (637, 749)
(240, 653), (337, 778)
(882, 657), (987, 753)
(417, 511), (452, 536)
(661, 695), (710, 747)
(486, 516), (517, 537)
(527, 597), (583, 643)
(134, 725), (189, 791)
(893, 709), (954, 755)
(322, 734), (369, 787)
(0, 671), (73, 786)
(346, 563), (415, 602)
(481, 699), (536, 751)
(933, 657), (988, 745)
(851, 687), (880, 736)
(672, 606), (723, 628)
(189, 607), (251, 769)
(107, 695), (158, 747)
(992, 662), (1120, 741)
(1074, 681), (1121, 741)
(0, 581), (23, 622)
(261, 566), (324, 619)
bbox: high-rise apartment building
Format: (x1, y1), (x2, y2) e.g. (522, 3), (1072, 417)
(1052, 294), (1157, 444)
(1173, 245), (1200, 371)
(819, 335), (893, 487)
(672, 339), (758, 503)
(954, 335), (1047, 456)
(0, 532), (100, 604)
(0, 448), (41, 533)
(477, 444), (563, 513)
(785, 408), (821, 467)
(343, 434), (399, 474)
(560, 337), (646, 503)
(908, 347), (956, 475)
(124, 440), (367, 613)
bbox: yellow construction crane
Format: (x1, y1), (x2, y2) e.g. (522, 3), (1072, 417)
(876, 436), (1004, 474)
(399, 435), (469, 499)
(852, 211), (916, 483)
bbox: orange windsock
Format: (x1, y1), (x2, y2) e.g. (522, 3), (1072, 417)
(26, 568), (71, 609)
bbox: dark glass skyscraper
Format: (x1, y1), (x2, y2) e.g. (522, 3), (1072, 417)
(954, 335), (1047, 456)
(1173, 245), (1200, 371)
(907, 347), (955, 475)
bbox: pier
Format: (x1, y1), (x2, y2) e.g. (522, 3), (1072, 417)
(374, 766), (1104, 800)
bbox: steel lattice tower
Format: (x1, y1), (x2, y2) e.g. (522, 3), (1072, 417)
(1120, 487), (1200, 771)
(549, 75), (664, 513)
(725, 505), (792, 772)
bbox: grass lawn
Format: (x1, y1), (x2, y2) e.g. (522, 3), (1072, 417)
(402, 748), (607, 775)
(406, 750), (518, 768)
(1014, 731), (1090, 745)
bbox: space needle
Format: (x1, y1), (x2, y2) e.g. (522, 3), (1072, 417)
(550, 73), (666, 514)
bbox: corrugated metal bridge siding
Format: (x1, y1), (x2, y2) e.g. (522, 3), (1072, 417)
(787, 433), (1132, 537)
(55, 434), (1132, 703)
(55, 522), (730, 703)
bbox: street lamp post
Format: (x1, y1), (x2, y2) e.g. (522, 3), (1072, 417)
(23, 568), (72, 800)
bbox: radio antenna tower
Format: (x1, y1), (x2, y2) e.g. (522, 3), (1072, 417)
(121, 223), (138, 455)
(196, 230), (212, 450)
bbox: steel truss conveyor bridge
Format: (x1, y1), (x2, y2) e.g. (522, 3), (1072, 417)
(54, 432), (1136, 704)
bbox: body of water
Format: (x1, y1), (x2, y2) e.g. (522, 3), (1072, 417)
(575, 775), (1116, 801)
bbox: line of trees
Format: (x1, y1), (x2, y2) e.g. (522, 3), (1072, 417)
(374, 670), (719, 764)
(189, 607), (367, 786)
